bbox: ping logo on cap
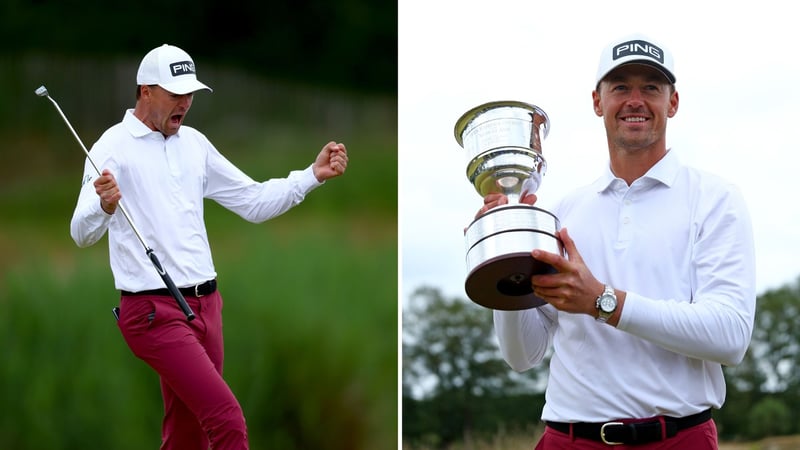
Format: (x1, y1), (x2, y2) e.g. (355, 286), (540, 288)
(170, 61), (196, 77)
(613, 40), (663, 63)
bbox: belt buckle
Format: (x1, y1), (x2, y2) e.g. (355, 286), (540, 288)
(194, 283), (204, 298)
(600, 422), (624, 445)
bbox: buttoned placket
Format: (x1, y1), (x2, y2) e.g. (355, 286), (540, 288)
(609, 179), (635, 246)
(618, 190), (634, 244)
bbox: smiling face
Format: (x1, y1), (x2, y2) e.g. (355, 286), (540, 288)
(592, 64), (679, 156)
(134, 85), (194, 137)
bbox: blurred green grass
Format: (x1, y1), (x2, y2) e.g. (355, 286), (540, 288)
(0, 54), (397, 450)
(1, 217), (396, 449)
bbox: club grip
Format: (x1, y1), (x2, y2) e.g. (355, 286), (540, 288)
(147, 250), (196, 321)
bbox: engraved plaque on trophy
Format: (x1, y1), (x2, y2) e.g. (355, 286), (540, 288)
(454, 100), (562, 310)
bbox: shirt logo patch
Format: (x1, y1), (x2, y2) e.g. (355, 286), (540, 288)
(612, 40), (664, 64)
(170, 61), (196, 77)
(81, 174), (93, 186)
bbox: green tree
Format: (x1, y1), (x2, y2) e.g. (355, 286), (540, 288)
(748, 278), (800, 393)
(746, 396), (793, 439)
(721, 276), (800, 440)
(402, 287), (545, 447)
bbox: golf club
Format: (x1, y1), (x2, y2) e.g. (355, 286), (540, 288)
(35, 85), (196, 321)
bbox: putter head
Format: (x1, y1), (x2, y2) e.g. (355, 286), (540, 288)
(34, 85), (49, 97)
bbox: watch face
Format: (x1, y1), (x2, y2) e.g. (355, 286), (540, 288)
(599, 295), (616, 312)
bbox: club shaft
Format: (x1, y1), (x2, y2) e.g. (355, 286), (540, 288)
(44, 96), (149, 250)
(43, 92), (195, 321)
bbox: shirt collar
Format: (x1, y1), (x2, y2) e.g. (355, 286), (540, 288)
(122, 109), (179, 139)
(593, 149), (681, 192)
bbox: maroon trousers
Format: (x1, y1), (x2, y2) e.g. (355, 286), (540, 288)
(535, 418), (718, 449)
(118, 291), (248, 450)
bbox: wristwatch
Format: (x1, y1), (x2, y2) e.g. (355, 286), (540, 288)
(595, 285), (617, 323)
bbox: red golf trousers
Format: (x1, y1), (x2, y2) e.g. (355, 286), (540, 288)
(118, 290), (248, 450)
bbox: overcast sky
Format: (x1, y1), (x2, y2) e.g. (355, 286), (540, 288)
(399, 1), (800, 306)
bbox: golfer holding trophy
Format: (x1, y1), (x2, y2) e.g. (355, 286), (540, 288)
(458, 34), (755, 447)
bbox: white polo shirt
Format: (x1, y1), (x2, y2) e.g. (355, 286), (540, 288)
(70, 110), (322, 292)
(494, 149), (756, 422)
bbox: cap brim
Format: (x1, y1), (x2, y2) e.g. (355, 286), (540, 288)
(598, 60), (676, 86)
(160, 80), (213, 95)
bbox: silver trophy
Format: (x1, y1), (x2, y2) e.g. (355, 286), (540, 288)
(454, 100), (562, 310)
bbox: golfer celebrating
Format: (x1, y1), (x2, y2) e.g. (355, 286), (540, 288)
(70, 44), (347, 450)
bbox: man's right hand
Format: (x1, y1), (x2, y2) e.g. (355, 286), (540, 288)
(94, 169), (122, 215)
(474, 192), (537, 219)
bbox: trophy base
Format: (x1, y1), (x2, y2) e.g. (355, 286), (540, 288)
(466, 252), (555, 310)
(464, 205), (562, 310)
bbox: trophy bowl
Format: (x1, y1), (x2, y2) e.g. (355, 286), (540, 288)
(455, 100), (563, 310)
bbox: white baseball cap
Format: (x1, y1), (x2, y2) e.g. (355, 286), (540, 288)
(136, 44), (213, 95)
(595, 34), (676, 86)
